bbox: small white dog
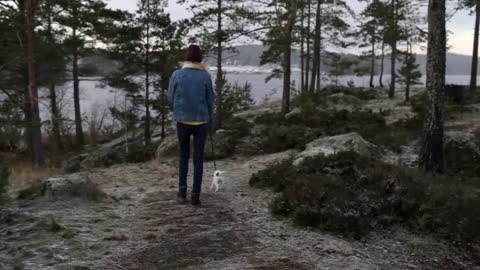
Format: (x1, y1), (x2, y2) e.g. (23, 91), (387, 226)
(210, 170), (226, 192)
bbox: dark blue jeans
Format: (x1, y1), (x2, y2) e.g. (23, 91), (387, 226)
(176, 122), (209, 198)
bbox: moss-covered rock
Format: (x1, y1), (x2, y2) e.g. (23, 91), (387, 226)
(156, 135), (179, 160)
(444, 131), (480, 176)
(293, 132), (383, 166)
(63, 155), (86, 174)
(42, 174), (106, 201)
(80, 147), (126, 169)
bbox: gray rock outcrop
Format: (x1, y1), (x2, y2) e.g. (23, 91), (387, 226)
(43, 174), (106, 201)
(293, 132), (383, 166)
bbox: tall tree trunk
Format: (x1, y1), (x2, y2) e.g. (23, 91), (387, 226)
(419, 0), (446, 174)
(282, 44), (292, 115)
(405, 76), (411, 102)
(405, 42), (412, 102)
(300, 6), (305, 92)
(282, 1), (298, 115)
(46, 1), (63, 152)
(379, 38), (385, 87)
(309, 0), (321, 92)
(316, 23), (321, 92)
(369, 32), (376, 88)
(19, 0), (33, 161)
(25, 0), (44, 167)
(49, 82), (64, 151)
(388, 0), (397, 98)
(23, 66), (33, 160)
(470, 3), (480, 94)
(72, 44), (83, 146)
(214, 0), (223, 129)
(144, 0), (151, 145)
(316, 2), (322, 92)
(72, 5), (84, 147)
(305, 0), (311, 91)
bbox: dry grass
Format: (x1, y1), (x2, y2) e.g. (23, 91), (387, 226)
(1, 154), (60, 193)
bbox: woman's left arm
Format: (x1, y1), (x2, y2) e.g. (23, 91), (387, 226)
(206, 76), (215, 120)
(167, 71), (177, 108)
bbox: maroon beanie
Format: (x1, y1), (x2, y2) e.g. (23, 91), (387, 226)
(184, 45), (203, 63)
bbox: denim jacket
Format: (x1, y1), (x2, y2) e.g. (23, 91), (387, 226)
(168, 62), (215, 122)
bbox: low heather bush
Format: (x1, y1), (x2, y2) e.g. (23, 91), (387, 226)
(251, 151), (480, 242)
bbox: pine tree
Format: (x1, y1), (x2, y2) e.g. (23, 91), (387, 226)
(0, 2), (28, 151)
(358, 0), (389, 88)
(53, 0), (125, 148)
(304, 0), (312, 92)
(150, 20), (186, 139)
(308, 0), (352, 92)
(419, 0), (446, 174)
(379, 35), (386, 87)
(138, 0), (167, 145)
(461, 0), (480, 94)
(383, 0), (424, 98)
(397, 0), (426, 102)
(258, 0), (299, 114)
(324, 52), (357, 86)
(37, 0), (68, 152)
(300, 3), (305, 92)
(0, 0), (46, 166)
(25, 0), (45, 167)
(398, 43), (422, 102)
(105, 0), (181, 145)
(386, 0), (402, 98)
(309, 0), (321, 92)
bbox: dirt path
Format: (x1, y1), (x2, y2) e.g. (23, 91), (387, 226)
(1, 151), (478, 270)
(66, 152), (479, 269)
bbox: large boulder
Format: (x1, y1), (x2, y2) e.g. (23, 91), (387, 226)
(284, 108), (302, 121)
(234, 107), (274, 121)
(156, 135), (179, 160)
(444, 131), (480, 175)
(80, 147), (126, 169)
(293, 132), (383, 166)
(65, 141), (154, 172)
(42, 174), (106, 201)
(124, 141), (152, 163)
(62, 154), (86, 174)
(327, 93), (363, 111)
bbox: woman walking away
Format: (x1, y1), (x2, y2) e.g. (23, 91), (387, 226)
(168, 45), (215, 207)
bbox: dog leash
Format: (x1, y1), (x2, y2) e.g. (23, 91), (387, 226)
(209, 123), (217, 171)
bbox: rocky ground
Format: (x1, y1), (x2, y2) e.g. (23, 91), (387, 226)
(1, 87), (480, 270)
(1, 150), (478, 270)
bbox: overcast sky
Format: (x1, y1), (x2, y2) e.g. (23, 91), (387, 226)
(106, 0), (477, 56)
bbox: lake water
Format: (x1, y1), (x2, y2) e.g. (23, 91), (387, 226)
(38, 72), (475, 128)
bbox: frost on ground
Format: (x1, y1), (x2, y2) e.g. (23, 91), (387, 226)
(2, 88), (480, 270)
(1, 150), (478, 270)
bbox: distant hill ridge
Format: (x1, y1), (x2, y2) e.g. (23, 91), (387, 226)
(204, 45), (477, 76)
